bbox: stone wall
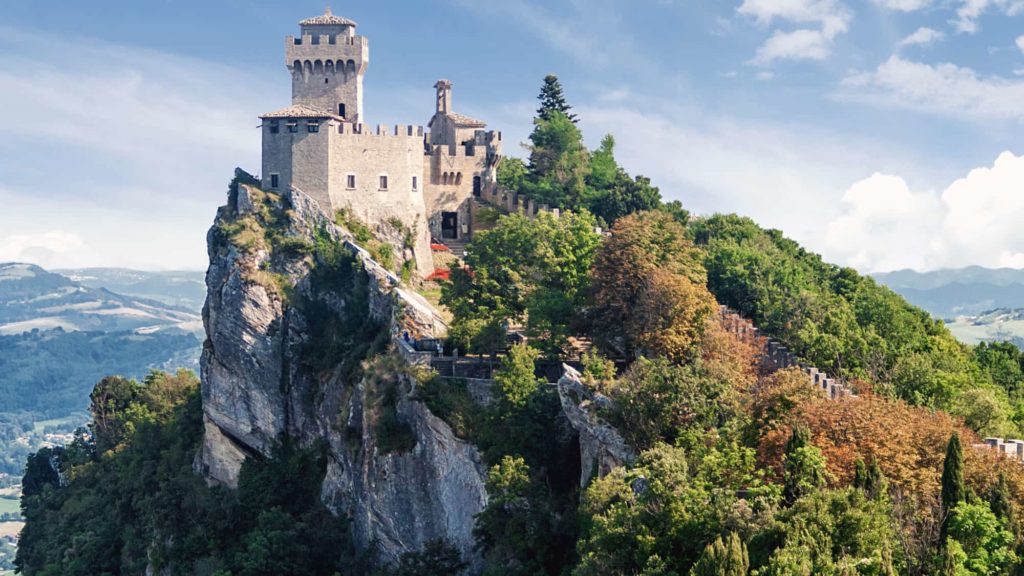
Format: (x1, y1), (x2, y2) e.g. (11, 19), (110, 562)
(716, 306), (856, 400)
(286, 33), (367, 120)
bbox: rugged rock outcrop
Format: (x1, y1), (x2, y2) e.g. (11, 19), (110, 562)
(196, 174), (486, 570)
(557, 366), (636, 488)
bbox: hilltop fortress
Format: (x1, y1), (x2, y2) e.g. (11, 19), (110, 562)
(259, 9), (503, 276)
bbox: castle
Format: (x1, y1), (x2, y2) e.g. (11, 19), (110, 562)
(260, 9), (504, 277)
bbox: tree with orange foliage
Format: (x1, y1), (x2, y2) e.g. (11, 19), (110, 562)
(589, 210), (711, 359)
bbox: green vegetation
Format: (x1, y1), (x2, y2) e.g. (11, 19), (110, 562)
(16, 370), (369, 576)
(498, 75), (666, 228)
(0, 329), (197, 475)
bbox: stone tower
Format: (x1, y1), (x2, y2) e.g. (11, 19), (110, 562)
(285, 8), (368, 122)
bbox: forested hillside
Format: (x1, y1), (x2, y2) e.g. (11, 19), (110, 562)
(16, 75), (1024, 576)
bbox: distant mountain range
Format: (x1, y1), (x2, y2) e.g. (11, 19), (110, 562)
(0, 263), (203, 336)
(55, 267), (206, 312)
(0, 263), (206, 476)
(873, 266), (1024, 318)
(873, 266), (1024, 347)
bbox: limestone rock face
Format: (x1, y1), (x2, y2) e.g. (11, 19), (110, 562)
(197, 180), (485, 570)
(557, 366), (636, 488)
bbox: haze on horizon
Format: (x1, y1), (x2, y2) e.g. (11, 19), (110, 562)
(0, 0), (1022, 273)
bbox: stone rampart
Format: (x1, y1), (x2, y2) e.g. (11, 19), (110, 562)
(716, 306), (856, 400)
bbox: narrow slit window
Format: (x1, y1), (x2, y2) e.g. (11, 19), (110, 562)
(379, 175), (389, 190)
(270, 174), (280, 189)
(412, 176), (418, 190)
(347, 174), (356, 189)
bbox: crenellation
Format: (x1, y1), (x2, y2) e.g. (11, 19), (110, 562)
(262, 9), (503, 277)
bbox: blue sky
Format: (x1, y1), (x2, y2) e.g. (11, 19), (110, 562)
(0, 0), (1022, 272)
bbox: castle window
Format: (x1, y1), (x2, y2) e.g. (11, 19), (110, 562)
(339, 104), (346, 118)
(455, 173), (464, 186)
(347, 174), (356, 189)
(307, 121), (320, 133)
(269, 120), (279, 134)
(379, 175), (389, 190)
(287, 121), (298, 133)
(412, 176), (418, 190)
(270, 174), (280, 189)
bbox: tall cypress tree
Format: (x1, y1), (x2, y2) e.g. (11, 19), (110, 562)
(940, 432), (966, 540)
(941, 433), (966, 514)
(536, 74), (578, 123)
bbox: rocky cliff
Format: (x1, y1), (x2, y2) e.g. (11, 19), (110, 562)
(196, 173), (486, 570)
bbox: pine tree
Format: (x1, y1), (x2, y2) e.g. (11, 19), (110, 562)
(690, 533), (749, 576)
(536, 74), (578, 123)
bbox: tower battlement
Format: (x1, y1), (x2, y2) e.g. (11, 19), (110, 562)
(338, 123), (425, 139)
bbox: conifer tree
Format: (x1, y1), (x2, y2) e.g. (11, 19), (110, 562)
(690, 533), (749, 576)
(941, 432), (966, 540)
(536, 74), (578, 123)
(941, 433), (966, 514)
(865, 458), (888, 500)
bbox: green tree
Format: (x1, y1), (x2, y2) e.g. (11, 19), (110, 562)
(493, 344), (542, 410)
(611, 357), (735, 451)
(942, 433), (967, 518)
(690, 533), (749, 576)
(945, 501), (1018, 575)
(536, 74), (578, 123)
(782, 426), (828, 504)
(497, 156), (528, 192)
(442, 211), (600, 355)
(474, 456), (553, 576)
(526, 111), (590, 208)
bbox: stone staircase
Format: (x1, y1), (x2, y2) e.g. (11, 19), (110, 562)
(438, 239), (469, 258)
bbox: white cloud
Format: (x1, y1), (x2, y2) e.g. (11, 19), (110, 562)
(841, 56), (1024, 121)
(754, 29), (834, 64)
(1017, 35), (1024, 53)
(825, 152), (1024, 271)
(0, 27), (269, 270)
(738, 0), (851, 64)
(872, 0), (932, 9)
(898, 27), (944, 48)
(953, 0), (1024, 33)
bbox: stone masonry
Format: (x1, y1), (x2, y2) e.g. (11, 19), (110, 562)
(259, 10), (504, 277)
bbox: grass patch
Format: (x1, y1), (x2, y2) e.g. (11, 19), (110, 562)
(0, 497), (19, 515)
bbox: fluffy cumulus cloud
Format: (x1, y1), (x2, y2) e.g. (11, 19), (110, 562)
(1018, 35), (1024, 53)
(842, 56), (1024, 121)
(824, 152), (1024, 271)
(738, 0), (852, 64)
(898, 27), (944, 48)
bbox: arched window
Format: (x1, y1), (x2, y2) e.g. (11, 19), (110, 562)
(292, 60), (303, 73)
(303, 60), (313, 75)
(455, 173), (463, 185)
(314, 60), (323, 74)
(347, 60), (356, 73)
(325, 60), (334, 73)
(442, 172), (449, 185)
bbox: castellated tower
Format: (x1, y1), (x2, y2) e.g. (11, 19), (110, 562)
(286, 8), (367, 122)
(258, 9), (503, 279)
